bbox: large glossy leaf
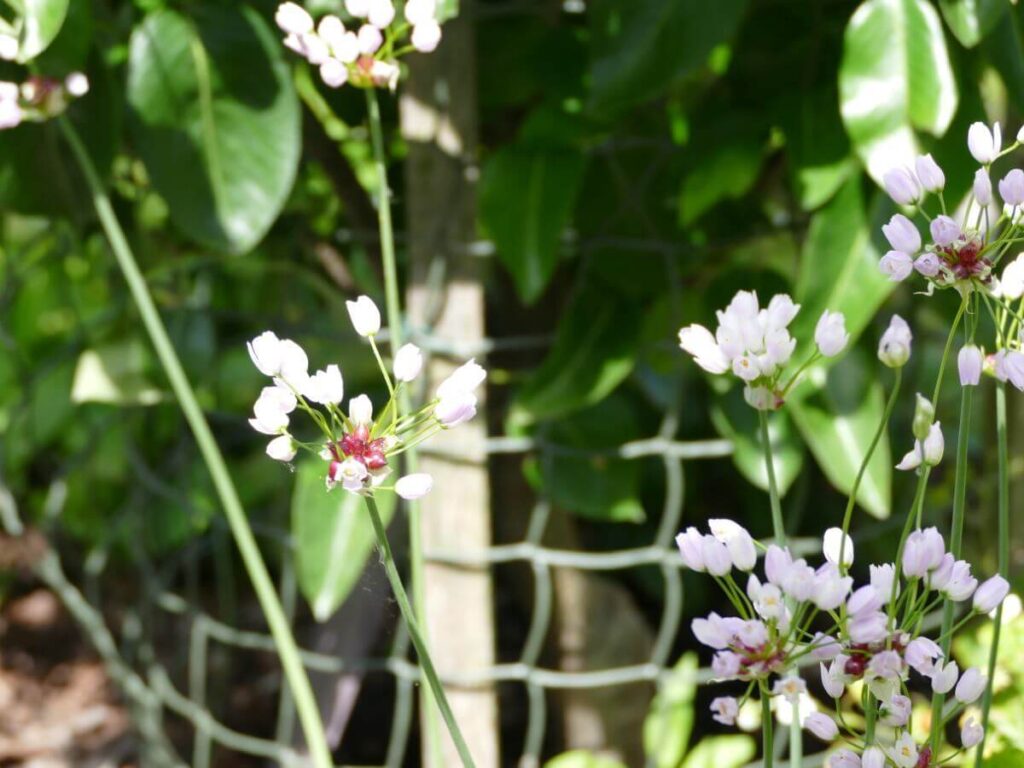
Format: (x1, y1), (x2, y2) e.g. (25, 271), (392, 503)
(479, 144), (586, 305)
(789, 352), (892, 519)
(678, 138), (763, 225)
(126, 6), (301, 254)
(588, 0), (749, 115)
(939, 0), (1007, 47)
(643, 653), (697, 767)
(792, 179), (893, 345)
(984, 7), (1024, 112)
(509, 281), (643, 427)
(839, 0), (958, 184)
(292, 461), (396, 622)
(710, 388), (803, 497)
(14, 0), (69, 62)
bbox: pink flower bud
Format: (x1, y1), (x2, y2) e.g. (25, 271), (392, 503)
(974, 575), (1010, 613)
(959, 344), (983, 386)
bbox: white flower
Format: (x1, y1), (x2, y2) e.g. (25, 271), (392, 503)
(958, 345), (983, 386)
(939, 559), (977, 601)
(405, 0), (437, 24)
(411, 21), (443, 52)
(247, 331), (309, 387)
(710, 697), (738, 726)
(266, 435), (298, 462)
(955, 667), (987, 703)
(902, 527), (945, 577)
(304, 364), (344, 405)
(815, 310), (849, 357)
(319, 16), (360, 62)
(691, 612), (740, 649)
(862, 746), (885, 768)
(867, 649), (903, 680)
(931, 660), (959, 693)
(829, 749), (862, 768)
(892, 732), (919, 768)
(320, 59), (349, 88)
(974, 167), (993, 205)
(1001, 168), (1024, 207)
(848, 610), (888, 644)
(822, 527), (853, 567)
(881, 693), (911, 727)
(803, 712), (838, 741)
(882, 214), (921, 254)
(349, 394), (374, 425)
(435, 390), (477, 427)
(248, 331), (284, 376)
(904, 637), (942, 674)
(930, 215), (962, 247)
(708, 518), (756, 571)
(276, 2), (314, 35)
(367, 0), (396, 28)
(346, 295), (382, 336)
(369, 60), (400, 90)
(678, 324), (728, 373)
(1000, 254), (1024, 299)
(396, 473), (433, 500)
(0, 34), (18, 61)
(437, 359), (487, 400)
(974, 575), (1010, 612)
(870, 563), (896, 603)
(923, 422), (944, 465)
(65, 72), (89, 97)
(284, 31), (330, 64)
(250, 386), (297, 434)
(675, 527), (706, 571)
(393, 343), (424, 382)
(357, 24), (383, 54)
(330, 457), (368, 493)
(346, 0), (371, 17)
(820, 659), (848, 698)
(878, 314), (912, 368)
(914, 253), (941, 277)
(700, 535), (733, 577)
(968, 121), (1002, 164)
(915, 154), (945, 192)
(811, 564), (852, 611)
(995, 350), (1024, 390)
(962, 717), (984, 748)
(847, 585), (882, 616)
(883, 167), (921, 205)
(772, 675), (807, 702)
(879, 250), (914, 281)
(0, 95), (21, 130)
(743, 385), (774, 411)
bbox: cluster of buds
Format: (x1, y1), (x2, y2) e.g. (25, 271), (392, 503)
(0, 72), (88, 131)
(678, 520), (1010, 767)
(246, 294), (484, 498)
(678, 290), (849, 410)
(879, 122), (1024, 293)
(274, 0), (444, 92)
(894, 394), (943, 473)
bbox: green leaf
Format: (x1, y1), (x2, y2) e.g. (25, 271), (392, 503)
(15, 0), (69, 62)
(789, 351), (892, 519)
(939, 0), (1007, 47)
(71, 343), (163, 406)
(292, 461), (396, 622)
(588, 0), (749, 115)
(509, 281), (643, 427)
(710, 388), (803, 497)
(784, 85), (858, 211)
(126, 6), (301, 254)
(532, 395), (645, 523)
(643, 652), (697, 767)
(839, 0), (958, 184)
(983, 7), (1024, 112)
(545, 751), (627, 768)
(681, 735), (756, 768)
(437, 0), (459, 22)
(793, 179), (893, 345)
(678, 139), (763, 225)
(479, 144), (586, 304)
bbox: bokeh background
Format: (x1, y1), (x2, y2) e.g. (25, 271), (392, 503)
(2, 0), (1024, 765)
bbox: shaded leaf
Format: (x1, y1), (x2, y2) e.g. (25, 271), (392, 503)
(588, 0), (749, 115)
(939, 0), (1007, 47)
(480, 143), (586, 304)
(839, 0), (958, 183)
(643, 652), (697, 767)
(126, 6), (301, 253)
(679, 139), (763, 225)
(292, 461), (396, 622)
(789, 351), (892, 519)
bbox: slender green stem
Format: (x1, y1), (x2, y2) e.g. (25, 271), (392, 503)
(977, 382), (1010, 767)
(838, 368), (902, 570)
(931, 297), (977, 754)
(57, 117), (334, 768)
(364, 85), (441, 762)
(762, 688), (774, 768)
(363, 495), (476, 767)
(758, 410), (786, 546)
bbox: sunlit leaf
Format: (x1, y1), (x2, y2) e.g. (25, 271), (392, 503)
(939, 0), (1007, 47)
(71, 343), (163, 406)
(15, 0), (69, 62)
(681, 735), (756, 768)
(839, 0), (958, 184)
(126, 6), (301, 253)
(643, 652), (697, 767)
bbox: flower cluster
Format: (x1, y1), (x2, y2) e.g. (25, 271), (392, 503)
(679, 520), (1010, 767)
(678, 290), (849, 410)
(0, 72), (88, 131)
(246, 294), (484, 498)
(274, 0), (444, 92)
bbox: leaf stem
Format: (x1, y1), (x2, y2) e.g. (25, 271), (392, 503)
(758, 410), (786, 546)
(57, 117), (334, 768)
(363, 495), (477, 767)
(762, 687), (774, 768)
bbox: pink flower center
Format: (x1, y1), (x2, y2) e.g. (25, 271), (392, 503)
(332, 425), (388, 470)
